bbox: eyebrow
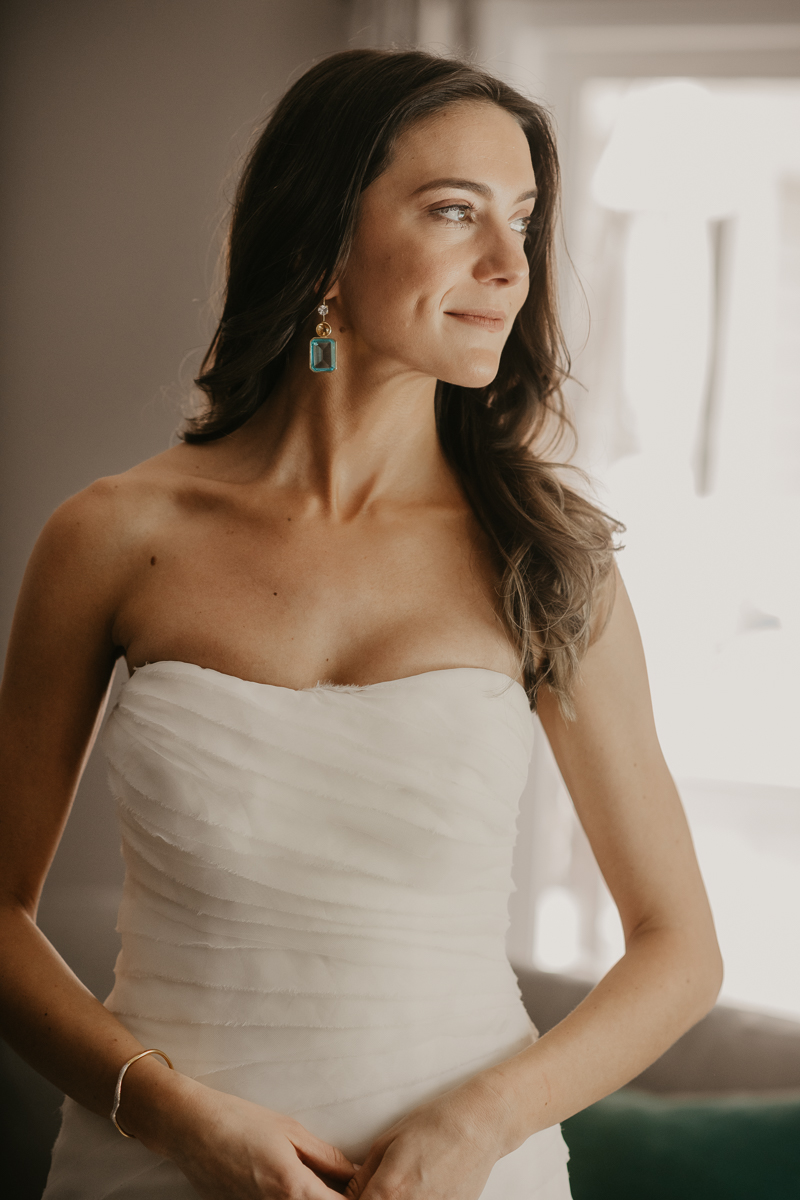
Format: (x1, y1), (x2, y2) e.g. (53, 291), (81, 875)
(411, 177), (538, 202)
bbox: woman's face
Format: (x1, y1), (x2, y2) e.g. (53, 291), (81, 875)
(332, 101), (537, 389)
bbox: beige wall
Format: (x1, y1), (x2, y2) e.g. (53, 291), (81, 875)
(1, 0), (349, 996)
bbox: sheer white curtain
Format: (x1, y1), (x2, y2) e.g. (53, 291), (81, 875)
(567, 77), (800, 1016)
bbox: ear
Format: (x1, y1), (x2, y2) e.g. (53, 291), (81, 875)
(313, 275), (340, 303)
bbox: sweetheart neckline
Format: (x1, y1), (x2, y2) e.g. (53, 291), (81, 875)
(129, 659), (528, 701)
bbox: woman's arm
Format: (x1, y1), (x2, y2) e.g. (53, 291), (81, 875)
(0, 482), (355, 1199)
(348, 567), (722, 1198)
(0, 483), (147, 1114)
(484, 567), (723, 1137)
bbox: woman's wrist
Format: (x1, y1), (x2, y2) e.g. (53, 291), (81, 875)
(457, 1070), (530, 1159)
(112, 1055), (201, 1157)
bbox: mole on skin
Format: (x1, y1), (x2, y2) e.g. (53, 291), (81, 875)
(150, 556), (156, 566)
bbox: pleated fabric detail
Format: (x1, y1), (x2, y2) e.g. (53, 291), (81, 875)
(43, 661), (571, 1197)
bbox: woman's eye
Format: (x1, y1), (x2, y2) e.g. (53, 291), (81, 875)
(434, 204), (473, 224)
(432, 205), (532, 234)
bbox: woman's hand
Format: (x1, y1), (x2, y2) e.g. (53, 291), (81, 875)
(344, 1075), (514, 1200)
(133, 1073), (358, 1199)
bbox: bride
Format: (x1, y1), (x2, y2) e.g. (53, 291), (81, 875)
(0, 49), (721, 1200)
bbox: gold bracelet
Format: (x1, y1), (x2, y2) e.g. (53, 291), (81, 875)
(110, 1048), (174, 1138)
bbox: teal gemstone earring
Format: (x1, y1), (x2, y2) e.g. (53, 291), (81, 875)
(309, 301), (337, 372)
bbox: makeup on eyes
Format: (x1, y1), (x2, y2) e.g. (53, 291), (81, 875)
(429, 200), (532, 234)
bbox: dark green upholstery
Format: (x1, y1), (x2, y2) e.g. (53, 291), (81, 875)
(563, 1087), (800, 1200)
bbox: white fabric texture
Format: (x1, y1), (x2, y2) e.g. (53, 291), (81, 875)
(44, 660), (572, 1198)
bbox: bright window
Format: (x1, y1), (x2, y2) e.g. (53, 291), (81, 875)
(512, 77), (800, 1020)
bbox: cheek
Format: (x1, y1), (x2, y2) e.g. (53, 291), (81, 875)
(340, 224), (446, 339)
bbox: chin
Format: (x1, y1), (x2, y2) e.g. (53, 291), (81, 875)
(439, 357), (500, 390)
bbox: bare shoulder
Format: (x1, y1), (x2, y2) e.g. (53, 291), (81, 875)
(37, 442), (215, 568)
(588, 559), (623, 646)
(10, 442), (223, 662)
(539, 563), (653, 751)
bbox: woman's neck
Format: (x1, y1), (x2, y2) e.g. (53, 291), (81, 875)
(221, 348), (458, 519)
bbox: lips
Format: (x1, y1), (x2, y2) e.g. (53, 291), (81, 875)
(445, 309), (506, 331)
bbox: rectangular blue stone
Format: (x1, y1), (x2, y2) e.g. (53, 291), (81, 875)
(309, 337), (336, 372)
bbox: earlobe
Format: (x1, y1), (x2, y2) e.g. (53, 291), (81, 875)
(314, 274), (340, 301)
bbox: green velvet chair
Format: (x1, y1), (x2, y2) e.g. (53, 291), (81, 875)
(563, 1087), (800, 1199)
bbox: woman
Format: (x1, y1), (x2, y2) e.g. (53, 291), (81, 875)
(0, 49), (721, 1200)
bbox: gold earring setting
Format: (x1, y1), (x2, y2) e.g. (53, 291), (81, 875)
(309, 301), (337, 372)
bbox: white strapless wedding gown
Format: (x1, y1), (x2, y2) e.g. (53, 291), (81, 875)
(44, 661), (572, 1198)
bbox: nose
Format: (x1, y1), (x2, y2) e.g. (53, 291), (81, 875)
(473, 222), (529, 289)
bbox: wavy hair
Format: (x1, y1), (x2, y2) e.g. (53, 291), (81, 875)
(184, 48), (620, 715)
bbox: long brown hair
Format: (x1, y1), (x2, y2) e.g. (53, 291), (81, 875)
(185, 48), (620, 715)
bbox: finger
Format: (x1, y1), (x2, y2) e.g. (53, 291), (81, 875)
(343, 1145), (386, 1198)
(292, 1129), (358, 1180)
(279, 1147), (357, 1198)
(298, 1162), (358, 1200)
(353, 1165), (401, 1200)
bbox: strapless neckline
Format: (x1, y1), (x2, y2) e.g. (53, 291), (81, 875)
(44, 651), (572, 1199)
(131, 658), (528, 701)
